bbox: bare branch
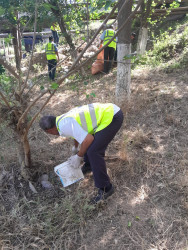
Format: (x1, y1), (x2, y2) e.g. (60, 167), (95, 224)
(19, 0), (38, 96)
(24, 90), (56, 138)
(0, 57), (21, 81)
(21, 13), (34, 35)
(0, 91), (11, 109)
(17, 89), (49, 130)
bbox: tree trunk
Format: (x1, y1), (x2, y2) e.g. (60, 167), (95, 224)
(136, 0), (152, 55)
(49, 1), (85, 74)
(115, 0), (133, 107)
(17, 132), (31, 180)
(116, 43), (131, 105)
(49, 1), (77, 59)
(11, 26), (20, 71)
(137, 27), (148, 55)
(17, 21), (22, 61)
(58, 18), (77, 60)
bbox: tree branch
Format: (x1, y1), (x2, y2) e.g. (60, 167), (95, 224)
(17, 89), (49, 130)
(19, 0), (38, 96)
(24, 90), (56, 138)
(0, 57), (20, 81)
(0, 91), (11, 109)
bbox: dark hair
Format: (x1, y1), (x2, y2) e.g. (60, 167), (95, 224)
(131, 32), (136, 38)
(49, 36), (53, 41)
(39, 115), (56, 131)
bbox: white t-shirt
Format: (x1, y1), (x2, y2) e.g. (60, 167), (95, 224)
(58, 104), (120, 144)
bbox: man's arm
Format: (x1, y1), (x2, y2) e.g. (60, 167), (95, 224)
(56, 51), (59, 61)
(100, 30), (106, 45)
(74, 139), (79, 148)
(77, 134), (94, 157)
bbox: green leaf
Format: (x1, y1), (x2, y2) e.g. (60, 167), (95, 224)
(0, 6), (5, 16)
(27, 115), (32, 122)
(40, 85), (44, 90)
(124, 54), (134, 60)
(86, 94), (90, 98)
(128, 221), (132, 227)
(90, 92), (96, 97)
(135, 216), (140, 220)
(84, 81), (88, 85)
(51, 83), (59, 89)
(43, 3), (58, 11)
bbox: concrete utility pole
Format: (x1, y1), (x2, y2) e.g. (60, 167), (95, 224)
(116, 0), (133, 107)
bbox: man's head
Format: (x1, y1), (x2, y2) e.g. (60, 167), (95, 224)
(39, 115), (59, 135)
(131, 32), (136, 40)
(49, 36), (53, 42)
(108, 25), (114, 30)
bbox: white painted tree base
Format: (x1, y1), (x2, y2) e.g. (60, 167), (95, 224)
(115, 43), (131, 106)
(137, 27), (148, 55)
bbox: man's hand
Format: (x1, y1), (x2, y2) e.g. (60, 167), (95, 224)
(68, 155), (82, 169)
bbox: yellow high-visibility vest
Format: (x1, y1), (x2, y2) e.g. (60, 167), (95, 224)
(45, 42), (56, 60)
(50, 24), (60, 31)
(56, 103), (114, 135)
(103, 29), (116, 50)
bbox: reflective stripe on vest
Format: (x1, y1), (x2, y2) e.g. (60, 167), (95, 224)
(56, 103), (114, 135)
(45, 43), (56, 60)
(103, 29), (116, 49)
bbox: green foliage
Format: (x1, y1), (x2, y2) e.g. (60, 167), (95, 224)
(4, 34), (14, 46)
(0, 6), (5, 15)
(134, 21), (188, 71)
(0, 65), (5, 75)
(89, 0), (115, 19)
(50, 82), (59, 90)
(86, 92), (96, 98)
(128, 221), (132, 227)
(0, 73), (15, 95)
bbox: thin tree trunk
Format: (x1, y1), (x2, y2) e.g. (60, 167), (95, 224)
(17, 21), (22, 61)
(49, 1), (77, 60)
(137, 27), (148, 55)
(116, 0), (133, 107)
(17, 131), (31, 179)
(116, 43), (131, 105)
(11, 26), (20, 71)
(137, 0), (152, 55)
(86, 0), (90, 43)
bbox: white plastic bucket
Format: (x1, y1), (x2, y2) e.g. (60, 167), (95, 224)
(54, 161), (84, 187)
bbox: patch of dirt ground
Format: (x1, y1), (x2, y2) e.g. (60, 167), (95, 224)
(0, 66), (188, 250)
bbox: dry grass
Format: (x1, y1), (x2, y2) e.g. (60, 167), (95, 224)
(1, 61), (188, 249)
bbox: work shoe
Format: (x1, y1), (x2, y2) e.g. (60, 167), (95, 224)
(91, 185), (114, 204)
(81, 163), (92, 174)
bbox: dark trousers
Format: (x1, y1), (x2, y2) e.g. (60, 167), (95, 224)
(114, 48), (117, 62)
(48, 59), (57, 80)
(104, 46), (115, 73)
(51, 30), (59, 45)
(84, 110), (124, 189)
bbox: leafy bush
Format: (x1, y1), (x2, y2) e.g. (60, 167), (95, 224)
(136, 23), (188, 70)
(0, 64), (5, 75)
